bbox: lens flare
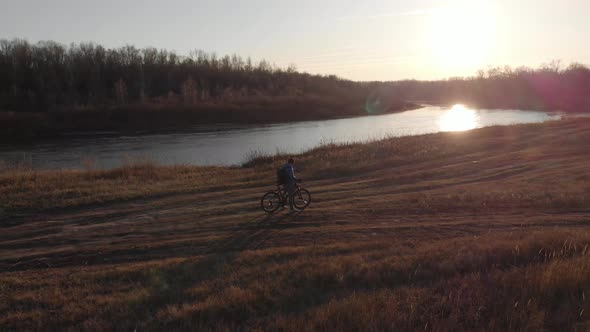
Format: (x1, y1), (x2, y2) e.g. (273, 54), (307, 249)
(365, 92), (383, 115)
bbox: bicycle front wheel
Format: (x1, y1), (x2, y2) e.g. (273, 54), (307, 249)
(261, 192), (281, 213)
(293, 189), (311, 210)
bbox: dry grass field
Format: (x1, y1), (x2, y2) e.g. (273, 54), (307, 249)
(2, 118), (590, 331)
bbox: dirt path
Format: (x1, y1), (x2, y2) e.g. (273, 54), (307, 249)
(3, 170), (590, 272)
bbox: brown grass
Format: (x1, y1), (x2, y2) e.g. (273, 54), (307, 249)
(2, 118), (590, 330)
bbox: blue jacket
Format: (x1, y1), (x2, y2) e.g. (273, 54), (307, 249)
(283, 163), (296, 184)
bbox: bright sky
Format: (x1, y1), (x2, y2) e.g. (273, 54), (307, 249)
(1, 0), (589, 81)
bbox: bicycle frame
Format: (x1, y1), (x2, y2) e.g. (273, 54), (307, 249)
(275, 183), (302, 204)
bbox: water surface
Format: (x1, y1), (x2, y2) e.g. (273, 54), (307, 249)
(0, 105), (564, 170)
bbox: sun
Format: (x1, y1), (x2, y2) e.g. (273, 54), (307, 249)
(439, 104), (479, 132)
(427, 1), (497, 74)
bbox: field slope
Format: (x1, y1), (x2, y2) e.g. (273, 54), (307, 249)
(2, 118), (590, 331)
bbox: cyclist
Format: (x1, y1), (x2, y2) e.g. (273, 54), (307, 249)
(281, 157), (301, 211)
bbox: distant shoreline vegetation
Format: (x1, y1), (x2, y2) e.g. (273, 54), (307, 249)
(0, 39), (589, 140)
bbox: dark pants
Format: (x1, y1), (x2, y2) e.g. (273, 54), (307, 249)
(285, 182), (296, 209)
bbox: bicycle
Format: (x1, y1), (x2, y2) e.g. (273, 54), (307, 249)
(260, 181), (311, 213)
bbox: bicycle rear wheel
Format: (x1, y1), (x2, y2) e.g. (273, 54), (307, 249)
(293, 189), (311, 210)
(261, 192), (281, 213)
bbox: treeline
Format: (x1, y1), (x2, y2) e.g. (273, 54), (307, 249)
(0, 39), (371, 112)
(1, 39), (589, 140)
(4, 39), (587, 116)
(384, 62), (590, 112)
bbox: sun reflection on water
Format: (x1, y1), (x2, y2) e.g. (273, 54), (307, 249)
(439, 104), (479, 132)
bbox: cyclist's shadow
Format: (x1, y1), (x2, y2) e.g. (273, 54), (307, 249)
(216, 210), (303, 252)
(259, 208), (301, 223)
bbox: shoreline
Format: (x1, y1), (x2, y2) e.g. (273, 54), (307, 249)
(0, 108), (577, 172)
(0, 100), (421, 143)
(1, 107), (573, 172)
(3, 100), (583, 145)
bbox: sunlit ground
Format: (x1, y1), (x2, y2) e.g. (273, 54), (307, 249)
(439, 104), (479, 132)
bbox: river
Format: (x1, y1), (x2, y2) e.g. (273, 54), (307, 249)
(0, 105), (565, 170)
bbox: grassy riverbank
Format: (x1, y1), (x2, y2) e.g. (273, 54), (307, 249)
(2, 118), (590, 330)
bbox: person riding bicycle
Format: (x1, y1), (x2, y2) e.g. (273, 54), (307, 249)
(281, 157), (301, 211)
(262, 157), (310, 213)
